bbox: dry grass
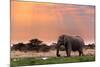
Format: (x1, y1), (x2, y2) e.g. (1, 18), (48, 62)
(11, 49), (95, 58)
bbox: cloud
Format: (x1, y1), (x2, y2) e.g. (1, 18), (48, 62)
(11, 2), (95, 44)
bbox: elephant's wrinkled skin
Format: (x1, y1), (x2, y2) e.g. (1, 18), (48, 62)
(56, 35), (84, 57)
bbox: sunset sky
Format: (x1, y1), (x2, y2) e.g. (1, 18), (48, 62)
(11, 1), (95, 45)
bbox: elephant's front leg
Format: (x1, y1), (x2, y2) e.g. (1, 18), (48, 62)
(56, 45), (61, 57)
(65, 44), (71, 57)
(66, 49), (71, 57)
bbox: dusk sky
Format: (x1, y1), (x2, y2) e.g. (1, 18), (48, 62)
(11, 1), (95, 45)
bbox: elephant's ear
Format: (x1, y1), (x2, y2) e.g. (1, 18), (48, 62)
(63, 36), (68, 46)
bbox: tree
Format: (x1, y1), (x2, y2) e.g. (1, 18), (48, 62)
(29, 38), (43, 45)
(28, 38), (43, 52)
(49, 43), (57, 50)
(40, 43), (50, 52)
(11, 42), (26, 51)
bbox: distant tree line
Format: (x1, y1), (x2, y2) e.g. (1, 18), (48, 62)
(11, 38), (57, 52)
(11, 38), (95, 52)
(84, 43), (95, 49)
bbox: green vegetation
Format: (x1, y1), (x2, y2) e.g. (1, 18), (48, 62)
(11, 56), (95, 67)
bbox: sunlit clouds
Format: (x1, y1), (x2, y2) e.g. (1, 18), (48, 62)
(11, 1), (95, 45)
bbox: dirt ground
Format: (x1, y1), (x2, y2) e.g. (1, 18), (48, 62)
(11, 49), (95, 58)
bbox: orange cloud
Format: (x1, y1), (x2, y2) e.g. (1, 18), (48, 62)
(11, 1), (95, 45)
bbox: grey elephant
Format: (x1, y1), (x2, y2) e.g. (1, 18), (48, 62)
(56, 35), (84, 57)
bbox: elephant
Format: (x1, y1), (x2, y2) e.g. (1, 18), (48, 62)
(56, 35), (84, 57)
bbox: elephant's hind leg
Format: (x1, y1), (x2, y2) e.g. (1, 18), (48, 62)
(78, 49), (84, 56)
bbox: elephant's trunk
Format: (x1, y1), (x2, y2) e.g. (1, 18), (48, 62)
(56, 42), (61, 57)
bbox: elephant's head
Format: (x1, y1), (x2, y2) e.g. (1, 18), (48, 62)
(57, 35), (67, 45)
(56, 35), (66, 57)
(57, 36), (64, 45)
